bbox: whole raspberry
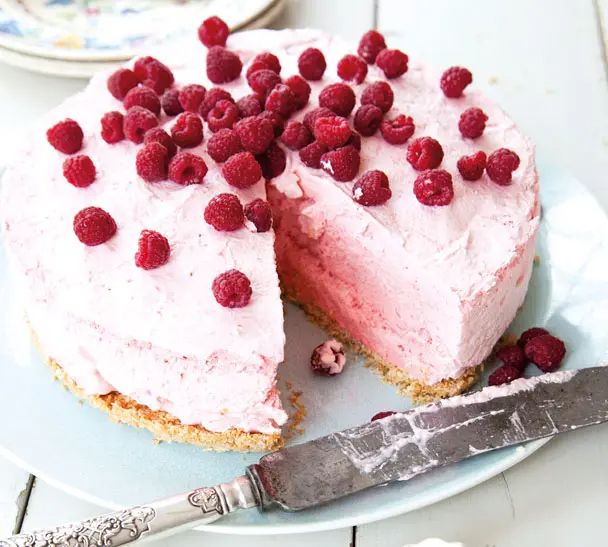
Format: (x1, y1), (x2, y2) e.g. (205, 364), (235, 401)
(123, 86), (160, 115)
(168, 151), (208, 185)
(171, 112), (203, 148)
(73, 207), (117, 246)
(265, 84), (297, 118)
(319, 83), (356, 117)
(246, 60), (271, 81)
(178, 84), (207, 113)
(133, 56), (174, 94)
(354, 104), (383, 136)
(236, 94), (262, 118)
(222, 151), (262, 188)
(518, 327), (549, 348)
(486, 148), (520, 185)
(314, 116), (352, 149)
(380, 114), (415, 145)
(257, 142), (286, 179)
(337, 54), (368, 84)
(413, 169), (454, 206)
(440, 66), (473, 98)
(459, 107), (488, 139)
(524, 334), (566, 372)
(63, 155), (96, 188)
(457, 151), (487, 181)
(136, 142), (168, 182)
(198, 16), (229, 47)
(362, 82), (394, 115)
(280, 121), (312, 150)
(347, 132), (361, 151)
(357, 30), (387, 64)
(207, 99), (240, 132)
(285, 75), (311, 110)
(144, 127), (177, 158)
(244, 198), (273, 232)
(247, 69), (281, 97)
(299, 141), (328, 169)
(100, 111), (124, 144)
(135, 230), (170, 270)
(376, 49), (408, 79)
(206, 46), (242, 84)
(207, 128), (243, 163)
(303, 107), (336, 133)
(47, 119), (83, 154)
(320, 145), (360, 182)
(107, 68), (139, 100)
(311, 339), (346, 375)
(200, 87), (234, 119)
(204, 193), (244, 231)
(212, 269), (252, 308)
(406, 136), (444, 170)
(371, 411), (396, 422)
(123, 107), (158, 143)
(495, 344), (527, 371)
(488, 364), (522, 386)
(235, 115), (274, 154)
(161, 88), (184, 116)
(353, 170), (392, 206)
(251, 52), (281, 75)
(258, 110), (285, 137)
(298, 47), (326, 81)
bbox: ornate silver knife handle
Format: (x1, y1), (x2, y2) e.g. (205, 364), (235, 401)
(0, 475), (258, 546)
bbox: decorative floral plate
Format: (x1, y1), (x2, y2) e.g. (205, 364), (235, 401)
(0, 0), (279, 62)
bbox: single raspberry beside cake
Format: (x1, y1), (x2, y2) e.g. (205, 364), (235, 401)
(212, 269), (252, 308)
(171, 112), (203, 148)
(135, 230), (170, 270)
(222, 151), (262, 188)
(47, 119), (84, 154)
(100, 111), (125, 144)
(244, 199), (273, 232)
(63, 155), (96, 188)
(524, 334), (566, 372)
(73, 207), (117, 246)
(518, 327), (549, 348)
(488, 364), (522, 386)
(168, 152), (208, 185)
(371, 411), (396, 422)
(353, 170), (392, 206)
(495, 344), (527, 371)
(407, 137), (444, 170)
(136, 142), (168, 182)
(413, 169), (454, 206)
(310, 339), (346, 375)
(204, 193), (244, 231)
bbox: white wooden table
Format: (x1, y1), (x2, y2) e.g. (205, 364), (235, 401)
(1, 1), (607, 545)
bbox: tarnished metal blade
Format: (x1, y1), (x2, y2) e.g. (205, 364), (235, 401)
(248, 368), (608, 511)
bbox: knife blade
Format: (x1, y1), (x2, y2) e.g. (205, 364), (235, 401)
(3, 367), (607, 546)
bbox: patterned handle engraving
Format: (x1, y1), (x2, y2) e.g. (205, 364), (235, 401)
(187, 487), (224, 515)
(0, 506), (156, 547)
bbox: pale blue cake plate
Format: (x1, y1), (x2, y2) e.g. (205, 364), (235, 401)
(0, 164), (607, 534)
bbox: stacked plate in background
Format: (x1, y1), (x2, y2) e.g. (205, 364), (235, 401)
(0, 0), (284, 77)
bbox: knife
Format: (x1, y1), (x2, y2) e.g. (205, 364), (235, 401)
(2, 367), (606, 546)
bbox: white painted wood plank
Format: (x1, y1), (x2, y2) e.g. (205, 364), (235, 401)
(21, 479), (352, 547)
(0, 456), (31, 536)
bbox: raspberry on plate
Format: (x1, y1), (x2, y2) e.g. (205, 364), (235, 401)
(107, 68), (139, 100)
(459, 107), (488, 139)
(413, 169), (454, 206)
(207, 99), (240, 132)
(143, 127), (177, 158)
(198, 16), (229, 48)
(265, 84), (297, 118)
(495, 344), (527, 371)
(136, 142), (168, 182)
(100, 111), (124, 144)
(235, 115), (274, 154)
(47, 119), (84, 154)
(207, 128), (243, 163)
(73, 207), (117, 246)
(518, 327), (549, 348)
(314, 116), (352, 149)
(280, 121), (312, 150)
(168, 152), (208, 185)
(440, 66), (473, 98)
(407, 136), (444, 170)
(358, 30), (387, 64)
(178, 84), (207, 113)
(244, 198), (273, 232)
(247, 69), (282, 97)
(206, 46), (242, 84)
(285, 75), (311, 110)
(380, 114), (415, 144)
(123, 86), (161, 115)
(298, 47), (326, 80)
(133, 56), (174, 94)
(212, 269), (252, 308)
(171, 112), (203, 148)
(318, 83), (356, 117)
(299, 141), (328, 169)
(320, 145), (360, 182)
(486, 148), (520, 185)
(63, 155), (96, 188)
(123, 106), (158, 144)
(524, 334), (566, 372)
(135, 230), (170, 270)
(204, 193), (244, 231)
(236, 94), (263, 118)
(354, 104), (383, 137)
(361, 81), (394, 113)
(200, 88), (234, 119)
(161, 88), (184, 117)
(488, 364), (522, 386)
(222, 151), (262, 188)
(257, 142), (286, 179)
(457, 151), (487, 181)
(371, 411), (396, 422)
(337, 54), (368, 84)
(353, 170), (392, 206)
(376, 48), (408, 79)
(310, 339), (346, 375)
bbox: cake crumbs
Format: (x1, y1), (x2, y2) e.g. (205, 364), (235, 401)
(283, 380), (307, 441)
(488, 76), (499, 85)
(534, 255), (541, 265)
(497, 333), (518, 349)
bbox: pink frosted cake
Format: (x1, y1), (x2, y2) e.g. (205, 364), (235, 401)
(1, 19), (539, 451)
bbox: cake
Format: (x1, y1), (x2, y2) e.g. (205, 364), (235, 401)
(1, 20), (539, 451)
